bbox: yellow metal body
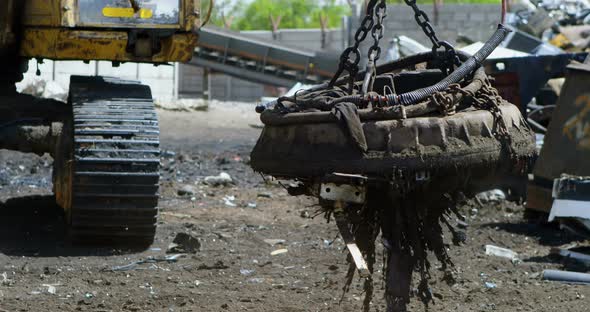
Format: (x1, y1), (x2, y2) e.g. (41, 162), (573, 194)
(18, 0), (200, 63)
(21, 29), (197, 63)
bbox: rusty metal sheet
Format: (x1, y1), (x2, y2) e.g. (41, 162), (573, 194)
(23, 0), (61, 27)
(490, 72), (522, 108)
(526, 181), (554, 213)
(534, 63), (590, 180)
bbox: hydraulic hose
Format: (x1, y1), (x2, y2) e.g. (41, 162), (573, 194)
(389, 24), (510, 106)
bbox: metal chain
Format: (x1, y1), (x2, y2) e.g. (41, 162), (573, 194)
(402, 0), (460, 74)
(430, 90), (456, 116)
(331, 0), (461, 92)
(368, 0), (387, 63)
(403, 0), (440, 49)
(330, 0), (380, 93)
(474, 83), (509, 136)
(453, 80), (515, 158)
(363, 0), (387, 94)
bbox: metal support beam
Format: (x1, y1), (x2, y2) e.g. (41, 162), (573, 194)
(189, 57), (298, 88)
(192, 28), (338, 88)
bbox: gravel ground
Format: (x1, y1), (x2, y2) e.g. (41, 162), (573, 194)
(0, 103), (588, 312)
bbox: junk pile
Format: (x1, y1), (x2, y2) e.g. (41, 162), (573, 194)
(251, 1), (536, 310)
(526, 62), (590, 226)
(550, 175), (590, 235)
(494, 2), (590, 280)
(508, 0), (590, 52)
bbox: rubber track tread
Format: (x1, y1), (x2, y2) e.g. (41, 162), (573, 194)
(68, 76), (160, 245)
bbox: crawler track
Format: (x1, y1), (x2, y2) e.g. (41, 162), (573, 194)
(66, 76), (160, 244)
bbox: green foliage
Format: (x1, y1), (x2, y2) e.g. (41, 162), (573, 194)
(202, 0), (500, 31)
(388, 0), (500, 3)
(205, 0), (350, 30)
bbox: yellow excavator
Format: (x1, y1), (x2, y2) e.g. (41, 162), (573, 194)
(0, 0), (200, 244)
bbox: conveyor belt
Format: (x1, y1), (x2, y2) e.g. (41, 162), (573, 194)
(192, 27), (339, 87)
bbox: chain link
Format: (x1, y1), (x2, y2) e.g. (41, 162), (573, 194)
(450, 80), (515, 158)
(402, 0), (460, 74)
(476, 82), (511, 140)
(403, 0), (440, 49)
(430, 89), (456, 116)
(331, 0), (461, 92)
(330, 0), (380, 93)
(368, 0), (387, 62)
(362, 0), (387, 94)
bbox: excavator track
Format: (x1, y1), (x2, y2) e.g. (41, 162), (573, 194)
(65, 76), (160, 245)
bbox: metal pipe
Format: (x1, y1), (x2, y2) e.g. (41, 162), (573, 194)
(543, 270), (590, 285)
(527, 118), (547, 133)
(527, 105), (556, 117)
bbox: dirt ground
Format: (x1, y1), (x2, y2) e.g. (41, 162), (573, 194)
(0, 102), (589, 312)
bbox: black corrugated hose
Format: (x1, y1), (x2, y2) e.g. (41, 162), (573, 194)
(392, 24), (510, 106)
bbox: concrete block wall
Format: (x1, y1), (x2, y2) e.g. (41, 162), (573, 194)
(19, 60), (178, 103)
(178, 65), (265, 102)
(178, 64), (204, 98)
(377, 4), (502, 47)
(137, 63), (176, 101)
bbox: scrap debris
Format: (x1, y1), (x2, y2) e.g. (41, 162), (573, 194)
(110, 254), (186, 272)
(549, 175), (590, 235)
(1, 0), (588, 311)
(485, 245), (520, 263)
(270, 249), (288, 256)
(204, 172), (234, 186)
(42, 284), (58, 295)
(167, 232), (202, 254)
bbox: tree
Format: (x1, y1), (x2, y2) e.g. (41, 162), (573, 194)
(204, 0), (351, 31)
(202, 0), (244, 29)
